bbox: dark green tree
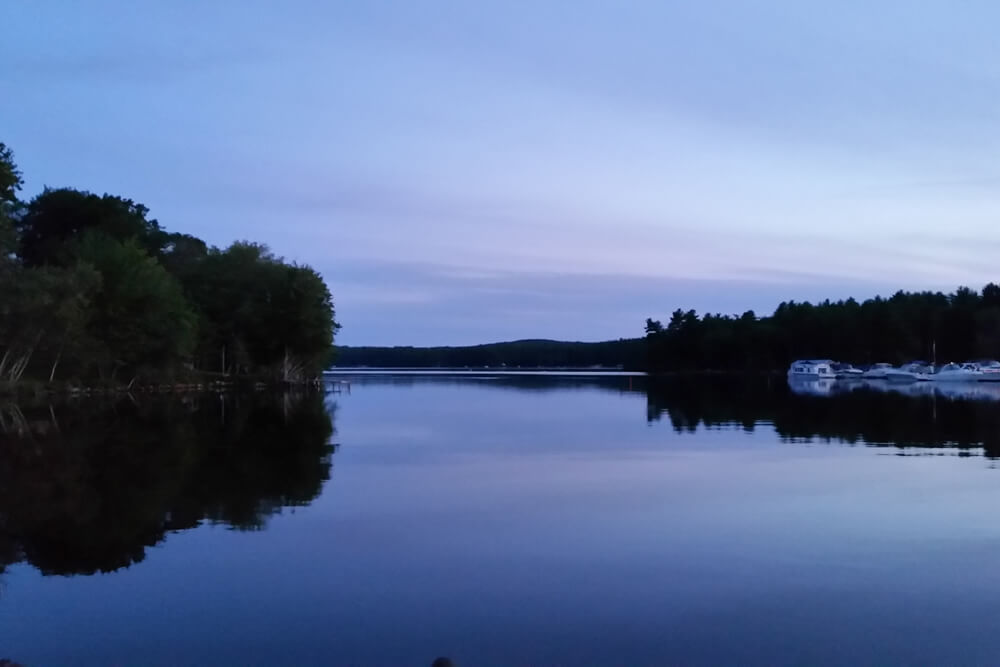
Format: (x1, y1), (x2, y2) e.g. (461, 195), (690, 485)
(0, 143), (22, 206)
(74, 234), (195, 379)
(1, 141), (339, 386)
(0, 143), (22, 264)
(17, 188), (168, 267)
(181, 242), (337, 379)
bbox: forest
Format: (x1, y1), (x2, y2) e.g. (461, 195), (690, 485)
(645, 284), (1000, 372)
(337, 283), (1000, 373)
(334, 338), (644, 369)
(0, 142), (339, 389)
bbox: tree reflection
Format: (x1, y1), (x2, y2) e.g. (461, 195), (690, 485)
(646, 376), (1000, 457)
(0, 392), (335, 576)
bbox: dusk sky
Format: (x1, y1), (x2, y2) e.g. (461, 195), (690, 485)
(5, 1), (1000, 345)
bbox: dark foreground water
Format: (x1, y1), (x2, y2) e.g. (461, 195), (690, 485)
(5, 375), (1000, 665)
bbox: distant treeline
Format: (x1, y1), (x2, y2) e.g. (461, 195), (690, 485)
(645, 284), (1000, 372)
(335, 338), (645, 369)
(0, 142), (339, 387)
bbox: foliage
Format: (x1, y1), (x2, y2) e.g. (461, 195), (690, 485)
(0, 143), (22, 207)
(177, 242), (340, 379)
(0, 262), (100, 383)
(646, 286), (1000, 371)
(0, 142), (339, 385)
(74, 234), (195, 378)
(0, 143), (22, 268)
(17, 188), (168, 267)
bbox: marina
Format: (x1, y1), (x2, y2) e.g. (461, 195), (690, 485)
(790, 359), (1000, 384)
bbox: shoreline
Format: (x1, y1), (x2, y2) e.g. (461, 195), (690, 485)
(0, 376), (329, 399)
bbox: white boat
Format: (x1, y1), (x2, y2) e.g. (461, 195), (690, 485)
(787, 359), (836, 379)
(831, 362), (864, 379)
(928, 362), (983, 382)
(975, 360), (1000, 382)
(885, 362), (932, 382)
(861, 363), (894, 379)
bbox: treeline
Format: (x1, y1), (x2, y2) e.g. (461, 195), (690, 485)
(0, 143), (339, 387)
(334, 338), (644, 369)
(645, 284), (1000, 372)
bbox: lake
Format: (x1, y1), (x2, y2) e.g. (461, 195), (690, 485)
(4, 375), (1000, 665)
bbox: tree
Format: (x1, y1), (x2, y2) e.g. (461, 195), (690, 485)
(158, 232), (209, 282)
(0, 263), (100, 383)
(270, 264), (340, 379)
(0, 140), (341, 385)
(0, 142), (22, 205)
(37, 263), (103, 382)
(982, 283), (1000, 308)
(17, 188), (168, 267)
(74, 234), (195, 379)
(181, 242), (338, 379)
(0, 143), (22, 267)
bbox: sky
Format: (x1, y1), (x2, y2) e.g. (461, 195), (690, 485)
(5, 1), (1000, 346)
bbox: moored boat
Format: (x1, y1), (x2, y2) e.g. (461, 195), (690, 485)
(928, 362), (983, 382)
(787, 359), (836, 379)
(861, 363), (894, 379)
(975, 360), (1000, 382)
(885, 362), (932, 382)
(832, 362), (864, 379)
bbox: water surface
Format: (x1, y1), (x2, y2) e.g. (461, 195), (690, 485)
(3, 376), (1000, 665)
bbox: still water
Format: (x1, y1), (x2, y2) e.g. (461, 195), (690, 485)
(4, 375), (1000, 665)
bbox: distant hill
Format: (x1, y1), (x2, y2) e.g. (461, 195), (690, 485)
(333, 338), (644, 369)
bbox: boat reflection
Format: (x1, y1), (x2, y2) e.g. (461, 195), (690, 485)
(786, 377), (839, 396)
(789, 377), (1000, 401)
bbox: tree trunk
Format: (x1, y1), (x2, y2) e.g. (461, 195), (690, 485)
(49, 343), (64, 383)
(10, 352), (32, 382)
(10, 330), (44, 382)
